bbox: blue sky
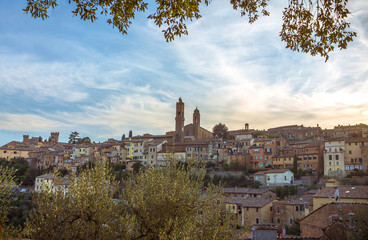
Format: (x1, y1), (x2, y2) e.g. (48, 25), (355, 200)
(0, 0), (368, 145)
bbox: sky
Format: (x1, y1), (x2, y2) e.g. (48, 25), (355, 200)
(0, 0), (367, 145)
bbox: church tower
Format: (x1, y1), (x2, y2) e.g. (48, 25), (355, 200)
(175, 98), (185, 143)
(193, 107), (200, 140)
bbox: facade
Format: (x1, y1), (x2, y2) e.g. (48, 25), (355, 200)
(324, 140), (345, 177)
(249, 146), (266, 169)
(0, 147), (31, 160)
(253, 169), (294, 186)
(272, 154), (294, 169)
(344, 138), (368, 174)
(185, 141), (212, 161)
(34, 173), (67, 194)
(226, 197), (273, 227)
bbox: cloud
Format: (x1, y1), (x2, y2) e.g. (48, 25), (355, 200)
(0, 113), (70, 131)
(0, 0), (367, 145)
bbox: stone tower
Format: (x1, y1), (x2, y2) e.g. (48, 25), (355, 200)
(193, 107), (200, 140)
(50, 132), (59, 145)
(175, 97), (185, 143)
(23, 135), (30, 144)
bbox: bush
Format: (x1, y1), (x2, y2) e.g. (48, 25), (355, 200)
(275, 186), (298, 199)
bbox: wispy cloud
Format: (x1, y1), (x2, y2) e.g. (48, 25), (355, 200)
(0, 0), (367, 145)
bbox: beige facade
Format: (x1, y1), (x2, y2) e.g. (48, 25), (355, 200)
(344, 138), (368, 173)
(324, 140), (345, 177)
(0, 147), (30, 160)
(273, 155), (294, 169)
(242, 201), (273, 226)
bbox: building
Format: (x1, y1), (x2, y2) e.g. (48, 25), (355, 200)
(223, 188), (276, 199)
(312, 186), (368, 209)
(34, 173), (67, 195)
(252, 169), (294, 186)
(344, 138), (368, 174)
(0, 146), (32, 160)
(272, 154), (294, 169)
(272, 195), (313, 227)
(324, 140), (345, 177)
(174, 98), (212, 143)
(300, 202), (368, 239)
(226, 196), (273, 227)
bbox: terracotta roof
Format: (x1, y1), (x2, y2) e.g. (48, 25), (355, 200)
(345, 137), (368, 143)
(286, 195), (313, 205)
(313, 186), (368, 199)
(223, 188), (271, 195)
(299, 201), (368, 223)
(226, 196), (273, 208)
(254, 169), (290, 175)
(36, 173), (55, 180)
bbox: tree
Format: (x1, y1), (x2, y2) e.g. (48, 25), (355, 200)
(121, 160), (237, 239)
(25, 164), (128, 240)
(23, 0), (356, 60)
(0, 167), (17, 238)
(79, 137), (92, 144)
(213, 123), (229, 139)
(25, 161), (238, 239)
(68, 131), (80, 144)
(132, 162), (143, 174)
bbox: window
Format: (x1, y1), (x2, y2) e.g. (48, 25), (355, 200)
(329, 155), (332, 160)
(296, 206), (299, 211)
(256, 218), (259, 224)
(277, 207), (280, 213)
(277, 218), (280, 223)
(349, 150), (352, 154)
(300, 205), (304, 211)
(270, 207), (273, 211)
(336, 155), (339, 160)
(247, 207), (249, 211)
(256, 208), (259, 212)
(290, 218), (293, 224)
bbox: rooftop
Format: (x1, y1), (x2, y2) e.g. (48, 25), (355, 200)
(226, 196), (272, 207)
(313, 186), (368, 199)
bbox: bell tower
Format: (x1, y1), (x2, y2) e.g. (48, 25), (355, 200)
(193, 107), (200, 140)
(175, 97), (185, 143)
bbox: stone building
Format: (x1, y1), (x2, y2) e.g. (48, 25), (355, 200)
(174, 98), (212, 143)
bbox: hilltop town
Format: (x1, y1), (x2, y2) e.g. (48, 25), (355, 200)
(1, 98), (368, 239)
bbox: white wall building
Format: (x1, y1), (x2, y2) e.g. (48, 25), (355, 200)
(324, 140), (345, 177)
(253, 169), (294, 186)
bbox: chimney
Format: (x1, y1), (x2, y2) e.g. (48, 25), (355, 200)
(348, 213), (354, 229)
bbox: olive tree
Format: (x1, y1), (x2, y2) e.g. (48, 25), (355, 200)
(0, 167), (17, 239)
(25, 161), (238, 239)
(23, 0), (356, 61)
